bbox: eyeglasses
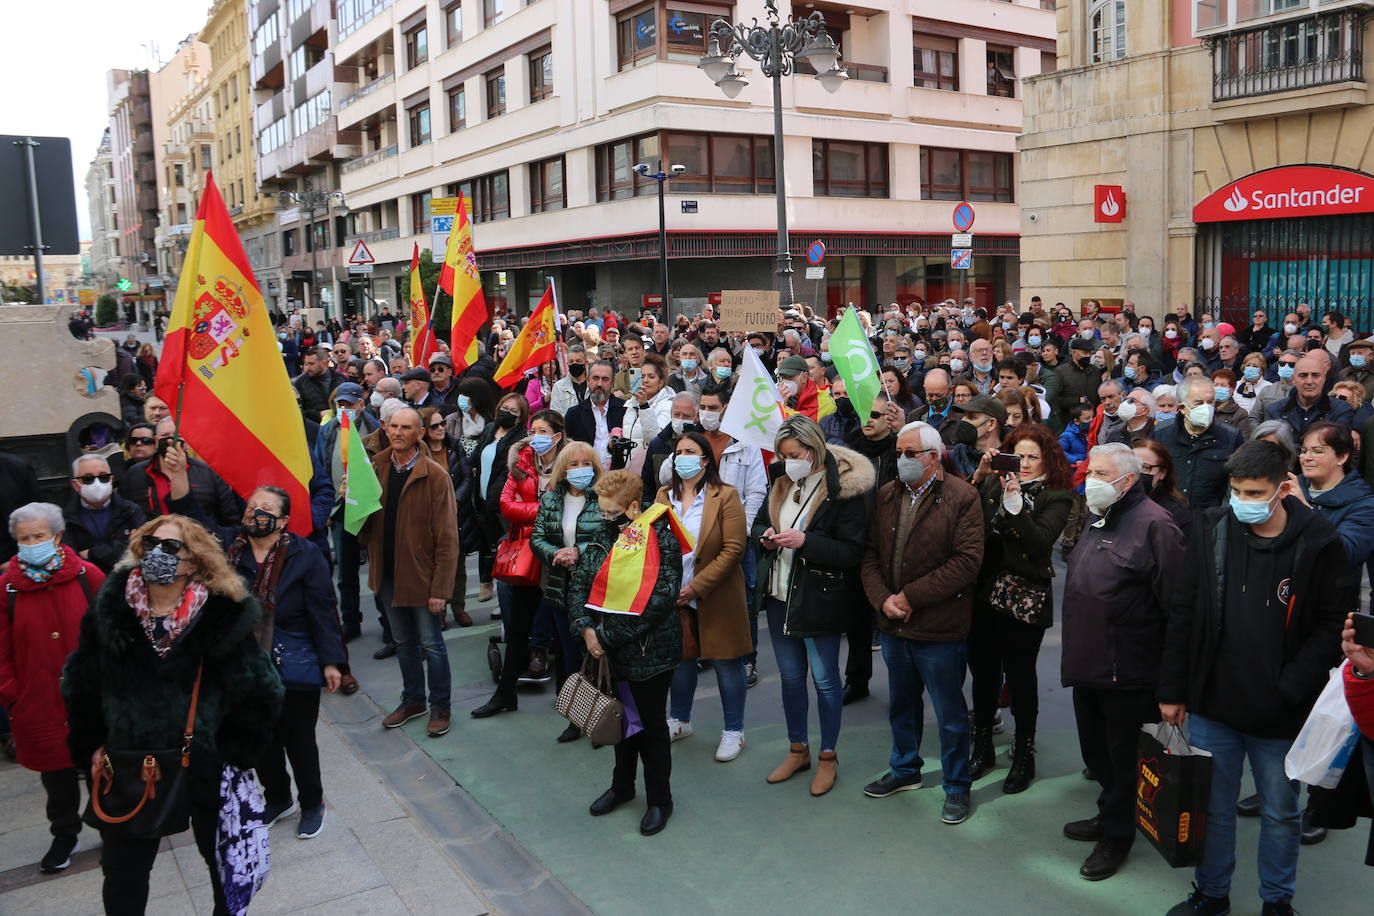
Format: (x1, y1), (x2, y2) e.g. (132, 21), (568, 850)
(77, 473), (113, 484)
(140, 535), (185, 555)
(127, 436), (156, 446)
(897, 448), (934, 460)
(1140, 463), (1161, 474)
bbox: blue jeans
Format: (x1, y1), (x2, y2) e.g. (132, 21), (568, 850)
(1189, 714), (1300, 904)
(765, 598), (842, 751)
(379, 580), (452, 711)
(879, 632), (971, 794)
(669, 656), (748, 731)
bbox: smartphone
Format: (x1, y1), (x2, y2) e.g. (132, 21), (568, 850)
(156, 436), (183, 457)
(629, 367), (643, 392)
(990, 453), (1022, 474)
(1353, 612), (1374, 647)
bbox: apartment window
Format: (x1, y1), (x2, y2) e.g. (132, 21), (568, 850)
(448, 85), (467, 131)
(406, 23), (429, 69)
(200, 145), (212, 169)
(606, 131), (776, 195)
(1089, 0), (1125, 62)
(449, 171), (510, 222)
(252, 11), (280, 55)
(595, 133), (659, 200)
(239, 180), (245, 208)
(485, 68), (506, 117)
(617, 5), (657, 70)
(483, 0), (503, 27)
(1237, 0), (1304, 22)
(412, 191), (432, 235)
(1041, 50), (1058, 74)
(235, 127), (242, 153)
(230, 75), (237, 102)
(176, 203), (188, 223)
(812, 140), (888, 198)
(409, 103), (432, 146)
(920, 147), (1014, 202)
(283, 228), (298, 256)
(446, 2), (463, 45)
(914, 35), (958, 90)
(987, 45), (1016, 96)
(257, 118), (287, 156)
(174, 164), (185, 187)
(289, 43), (324, 79)
(529, 156), (565, 212)
(529, 48), (553, 102)
(292, 91), (331, 136)
(664, 9), (708, 54)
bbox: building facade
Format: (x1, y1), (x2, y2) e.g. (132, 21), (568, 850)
(326, 0), (1055, 317)
(1020, 0), (1374, 327)
(106, 68), (159, 311)
(153, 37), (213, 302)
(85, 130), (118, 294)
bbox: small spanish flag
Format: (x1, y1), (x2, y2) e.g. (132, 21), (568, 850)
(492, 282), (558, 388)
(585, 504), (694, 616)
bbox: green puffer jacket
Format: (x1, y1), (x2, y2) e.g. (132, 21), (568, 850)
(568, 516), (682, 682)
(530, 482), (604, 610)
(61, 567), (285, 806)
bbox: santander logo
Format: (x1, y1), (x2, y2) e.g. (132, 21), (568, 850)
(1195, 165), (1374, 223)
(1100, 189), (1121, 218)
(1223, 187), (1248, 212)
(1094, 184), (1126, 223)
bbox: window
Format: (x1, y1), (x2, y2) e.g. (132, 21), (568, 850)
(235, 127), (242, 154)
(1089, 0), (1125, 62)
(595, 133), (659, 200)
(1196, 0), (1223, 30)
(595, 131), (774, 197)
(812, 140), (888, 198)
(252, 10), (280, 55)
(446, 2), (463, 45)
(914, 35), (958, 90)
(411, 191), (432, 235)
(484, 68), (506, 117)
(987, 45), (1016, 96)
(337, 0), (391, 39)
(448, 84), (466, 131)
(483, 0), (503, 28)
(1041, 50), (1057, 74)
(405, 23), (429, 69)
(664, 9), (707, 54)
(200, 145), (212, 169)
(174, 164), (185, 187)
(289, 43), (324, 79)
(291, 91), (330, 136)
(283, 227), (298, 256)
(1236, 0), (1304, 22)
(176, 203), (188, 223)
(409, 103), (431, 146)
(529, 156), (565, 212)
(920, 147), (1014, 202)
(238, 180), (245, 208)
(449, 171), (509, 222)
(529, 48), (553, 102)
(230, 75), (237, 102)
(257, 117), (287, 155)
(617, 5), (657, 70)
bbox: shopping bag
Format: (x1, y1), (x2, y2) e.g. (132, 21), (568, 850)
(1136, 722), (1213, 867)
(215, 765), (271, 916)
(1285, 661), (1360, 789)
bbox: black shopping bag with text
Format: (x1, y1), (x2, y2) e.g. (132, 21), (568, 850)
(1136, 722), (1213, 867)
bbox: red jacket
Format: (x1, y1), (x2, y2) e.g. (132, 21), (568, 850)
(500, 440), (544, 528)
(1345, 663), (1374, 739)
(0, 547), (105, 772)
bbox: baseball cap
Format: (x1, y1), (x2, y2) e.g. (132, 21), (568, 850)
(776, 355), (809, 377)
(427, 353), (453, 368)
(334, 382), (364, 403)
(964, 395), (1008, 425)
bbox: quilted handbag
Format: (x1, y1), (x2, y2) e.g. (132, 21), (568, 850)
(493, 527), (541, 587)
(554, 655), (624, 745)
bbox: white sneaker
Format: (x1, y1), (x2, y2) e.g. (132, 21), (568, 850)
(714, 730), (745, 762)
(667, 718), (693, 742)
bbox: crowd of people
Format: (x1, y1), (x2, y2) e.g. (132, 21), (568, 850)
(3, 294), (1374, 914)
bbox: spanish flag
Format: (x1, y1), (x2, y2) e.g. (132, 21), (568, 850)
(438, 193), (487, 372)
(492, 283), (558, 388)
(585, 503), (694, 615)
(406, 243), (440, 368)
(153, 173), (313, 536)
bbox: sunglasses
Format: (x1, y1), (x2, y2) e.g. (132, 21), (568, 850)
(1332, 394), (1350, 402)
(140, 535), (185, 555)
(428, 421), (446, 429)
(77, 473), (113, 484)
(897, 448), (934, 460)
(127, 436), (156, 446)
(869, 410), (887, 420)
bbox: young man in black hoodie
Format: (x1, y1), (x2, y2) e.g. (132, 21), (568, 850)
(1159, 440), (1356, 916)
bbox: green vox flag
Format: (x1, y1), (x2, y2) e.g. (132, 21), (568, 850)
(341, 415), (382, 536)
(830, 306), (881, 420)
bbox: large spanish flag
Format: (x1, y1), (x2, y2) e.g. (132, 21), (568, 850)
(153, 173), (313, 535)
(585, 503), (694, 615)
(438, 193), (487, 372)
(406, 244), (440, 368)
(492, 284), (557, 389)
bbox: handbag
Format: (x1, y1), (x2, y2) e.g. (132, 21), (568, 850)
(554, 654), (624, 745)
(85, 662), (203, 839)
(272, 629), (324, 691)
(678, 606), (699, 660)
(493, 527), (541, 587)
(986, 570), (1050, 625)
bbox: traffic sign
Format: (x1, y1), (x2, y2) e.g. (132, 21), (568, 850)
(805, 266), (825, 280)
(952, 233), (973, 249)
(951, 249), (972, 270)
(806, 240), (826, 265)
(952, 202), (976, 232)
(347, 264), (374, 274)
(348, 240), (375, 265)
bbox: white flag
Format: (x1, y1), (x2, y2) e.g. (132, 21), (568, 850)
(722, 346), (785, 454)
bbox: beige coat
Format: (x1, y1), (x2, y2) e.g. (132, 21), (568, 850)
(656, 481), (751, 659)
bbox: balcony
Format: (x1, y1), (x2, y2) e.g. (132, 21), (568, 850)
(345, 226), (400, 245)
(133, 102), (152, 127)
(1208, 10), (1364, 102)
(341, 143), (398, 174)
(337, 71), (394, 111)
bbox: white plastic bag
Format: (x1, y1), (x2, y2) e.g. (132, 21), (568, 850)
(1284, 661), (1360, 789)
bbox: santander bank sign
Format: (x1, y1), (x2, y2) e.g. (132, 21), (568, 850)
(1194, 165), (1374, 223)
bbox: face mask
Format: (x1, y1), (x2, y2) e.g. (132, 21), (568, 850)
(1117, 401), (1139, 421)
(784, 457), (812, 482)
(1277, 364), (1295, 380)
(566, 467), (596, 490)
(897, 455), (927, 484)
(1353, 354), (1368, 369)
(778, 379), (798, 398)
(673, 455), (703, 479)
(1027, 335), (1042, 348)
(820, 352), (832, 364)
(892, 359), (909, 372)
(141, 547), (182, 586)
(713, 365), (733, 380)
(1155, 411), (1173, 422)
(1284, 323), (1297, 335)
(1084, 475), (1128, 515)
(496, 410), (519, 430)
(681, 359), (698, 371)
(1123, 366), (1136, 380)
(530, 434), (555, 455)
(456, 395), (472, 412)
(569, 363), (586, 378)
(1079, 329), (1094, 341)
(973, 359), (992, 374)
(955, 419), (981, 448)
(80, 479), (113, 505)
(670, 418), (689, 436)
(1214, 386), (1231, 402)
(604, 511), (631, 529)
(1001, 321), (1012, 331)
(1200, 338), (1216, 351)
(914, 350), (927, 361)
(699, 409), (722, 431)
(1242, 366), (1261, 382)
(949, 358), (965, 374)
(246, 509), (279, 538)
(1139, 327), (1152, 339)
(17, 538), (57, 567)
(1076, 420), (1090, 433)
(1230, 489), (1280, 526)
(1164, 329), (1178, 340)
(370, 391), (385, 407)
(1186, 403), (1214, 429)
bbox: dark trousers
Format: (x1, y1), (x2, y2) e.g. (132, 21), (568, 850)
(40, 767), (82, 837)
(451, 550), (469, 611)
(478, 542), (496, 583)
(102, 803), (228, 916)
(332, 522), (362, 630)
(258, 688), (324, 811)
(844, 602), (873, 689)
(548, 602), (584, 692)
(495, 584), (541, 697)
(1073, 685), (1159, 839)
(968, 605), (1046, 736)
(612, 670), (674, 808)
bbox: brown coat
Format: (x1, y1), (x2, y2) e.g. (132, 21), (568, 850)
(860, 474), (985, 642)
(362, 447), (459, 606)
(656, 481), (751, 659)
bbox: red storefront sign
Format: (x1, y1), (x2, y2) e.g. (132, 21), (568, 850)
(1194, 165), (1374, 223)
(1094, 185), (1126, 223)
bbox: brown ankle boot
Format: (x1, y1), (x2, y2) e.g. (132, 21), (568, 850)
(810, 750), (838, 796)
(766, 743), (811, 784)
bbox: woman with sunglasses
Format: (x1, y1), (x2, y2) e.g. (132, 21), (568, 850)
(419, 406), (476, 628)
(62, 512), (283, 914)
(117, 373), (148, 430)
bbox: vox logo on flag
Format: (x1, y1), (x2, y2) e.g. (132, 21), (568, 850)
(1094, 185), (1126, 223)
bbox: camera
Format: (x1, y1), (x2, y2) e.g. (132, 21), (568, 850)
(607, 436), (638, 470)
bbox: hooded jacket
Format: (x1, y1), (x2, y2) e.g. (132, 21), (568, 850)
(1301, 471), (1374, 566)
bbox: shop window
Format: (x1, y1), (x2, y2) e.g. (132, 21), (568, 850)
(812, 140), (888, 198)
(914, 35), (958, 90)
(529, 156), (565, 212)
(485, 68), (506, 118)
(449, 171), (509, 222)
(920, 147), (1014, 202)
(448, 85), (466, 131)
(405, 22), (429, 69)
(987, 45), (1015, 97)
(664, 9), (707, 55)
(594, 133), (659, 201)
(529, 48), (553, 102)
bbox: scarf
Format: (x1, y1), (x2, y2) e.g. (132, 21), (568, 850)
(227, 531), (291, 652)
(20, 546), (64, 583)
(127, 568), (209, 657)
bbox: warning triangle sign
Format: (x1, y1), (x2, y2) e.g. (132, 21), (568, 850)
(348, 240), (376, 265)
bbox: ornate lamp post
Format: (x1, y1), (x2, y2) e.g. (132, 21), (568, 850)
(278, 181), (344, 315)
(699, 0), (846, 308)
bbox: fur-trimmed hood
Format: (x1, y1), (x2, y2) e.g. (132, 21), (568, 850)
(765, 443), (875, 500)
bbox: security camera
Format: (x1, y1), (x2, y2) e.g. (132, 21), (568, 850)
(670, 164), (686, 175)
(1027, 213), (1039, 222)
(634, 163), (650, 176)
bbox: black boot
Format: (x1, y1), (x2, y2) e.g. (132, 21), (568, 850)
(1003, 733), (1036, 794)
(470, 693), (518, 718)
(968, 724), (995, 780)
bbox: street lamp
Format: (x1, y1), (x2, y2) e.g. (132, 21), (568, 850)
(699, 0), (846, 308)
(278, 180), (344, 316)
(635, 162), (686, 318)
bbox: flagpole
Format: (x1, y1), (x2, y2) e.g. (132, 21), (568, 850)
(171, 383), (186, 442)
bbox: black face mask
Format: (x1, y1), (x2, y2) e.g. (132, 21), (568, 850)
(568, 364), (586, 378)
(604, 512), (631, 529)
(496, 410), (519, 430)
(954, 419), (981, 448)
(245, 509), (279, 538)
(926, 396), (949, 412)
(834, 396), (855, 418)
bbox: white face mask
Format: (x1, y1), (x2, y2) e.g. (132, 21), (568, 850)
(1084, 474), (1128, 515)
(1186, 403), (1214, 429)
(1116, 401), (1139, 422)
(699, 410), (721, 432)
(1079, 329), (1094, 340)
(1164, 329), (1178, 340)
(670, 418), (689, 435)
(949, 358), (965, 374)
(784, 457), (812, 482)
(370, 391), (384, 407)
(1200, 337), (1216, 351)
(80, 479), (113, 505)
(1138, 327), (1152, 338)
(778, 379), (798, 398)
(1284, 323), (1297, 335)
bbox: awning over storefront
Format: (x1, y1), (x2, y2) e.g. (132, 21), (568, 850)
(1194, 165), (1374, 224)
